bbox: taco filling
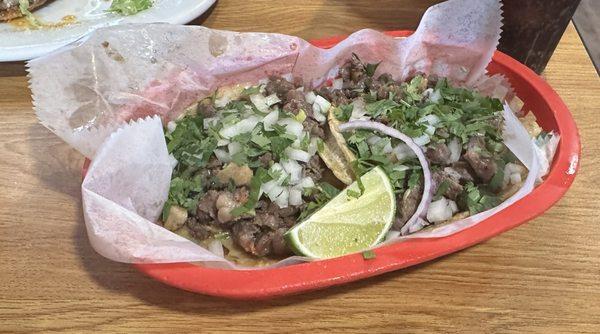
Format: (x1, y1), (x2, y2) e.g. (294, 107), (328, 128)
(160, 55), (555, 264)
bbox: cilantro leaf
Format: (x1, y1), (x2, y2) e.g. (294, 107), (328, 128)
(362, 250), (376, 260)
(108, 0), (153, 16)
(346, 189), (361, 199)
(270, 136), (294, 159)
(334, 104), (354, 122)
(251, 134), (271, 148)
(365, 99), (399, 118)
(365, 62), (380, 77)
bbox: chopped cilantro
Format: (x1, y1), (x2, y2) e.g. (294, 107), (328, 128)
(488, 160), (506, 192)
(108, 0), (153, 16)
(251, 133), (271, 148)
(334, 104), (354, 122)
(365, 62), (380, 77)
(346, 189), (361, 199)
(230, 168), (270, 217)
(365, 99), (399, 118)
(240, 85), (261, 97)
(18, 0), (41, 27)
(270, 137), (294, 160)
(299, 182), (341, 220)
(433, 179), (450, 200)
(362, 250), (376, 260)
(461, 182), (501, 215)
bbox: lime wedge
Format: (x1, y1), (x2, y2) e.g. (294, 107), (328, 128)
(285, 167), (395, 259)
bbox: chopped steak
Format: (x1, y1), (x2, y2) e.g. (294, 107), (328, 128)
(425, 143), (452, 165)
(432, 170), (463, 200)
(196, 99), (217, 118)
(186, 217), (212, 240)
(196, 190), (219, 223)
(393, 182), (423, 229)
(265, 76), (295, 99)
(463, 136), (498, 183)
(305, 155), (325, 181)
(282, 89), (312, 116)
(305, 118), (325, 139)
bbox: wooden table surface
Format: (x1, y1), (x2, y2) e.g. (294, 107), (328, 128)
(1, 1), (599, 333)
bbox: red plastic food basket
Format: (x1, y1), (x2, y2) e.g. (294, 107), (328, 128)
(84, 30), (580, 299)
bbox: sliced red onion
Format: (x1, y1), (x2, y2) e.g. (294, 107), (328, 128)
(338, 120), (433, 234)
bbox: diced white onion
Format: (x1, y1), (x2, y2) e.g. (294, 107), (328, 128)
(313, 110), (326, 123)
(261, 180), (278, 195)
(278, 118), (304, 139)
(289, 188), (303, 206)
(250, 94), (269, 112)
(419, 114), (441, 126)
(214, 149), (230, 163)
(281, 159), (302, 184)
(228, 142), (241, 156)
(219, 116), (260, 139)
(265, 93), (281, 107)
(429, 89), (442, 103)
(305, 91), (317, 104)
(424, 125), (436, 136)
(167, 121), (177, 133)
(393, 143), (417, 161)
(274, 188), (289, 208)
(269, 163), (288, 184)
(313, 95), (331, 115)
(332, 78), (344, 90)
(383, 141), (393, 154)
(350, 98), (369, 121)
(448, 137), (461, 163)
(299, 177), (315, 189)
(262, 109), (279, 131)
(412, 134), (431, 146)
(426, 198), (457, 223)
(367, 135), (381, 146)
(265, 182), (285, 201)
(503, 162), (526, 187)
(285, 147), (311, 163)
(510, 173), (522, 185)
(203, 117), (218, 130)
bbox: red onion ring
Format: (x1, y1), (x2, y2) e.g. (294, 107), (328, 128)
(338, 120), (433, 234)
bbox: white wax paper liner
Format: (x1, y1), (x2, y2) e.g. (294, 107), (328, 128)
(28, 0), (525, 267)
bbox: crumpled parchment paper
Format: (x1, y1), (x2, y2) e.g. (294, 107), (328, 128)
(29, 0), (513, 267)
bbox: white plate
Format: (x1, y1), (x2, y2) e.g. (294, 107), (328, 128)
(0, 0), (216, 61)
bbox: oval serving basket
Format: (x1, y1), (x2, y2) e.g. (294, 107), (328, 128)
(85, 30), (580, 299)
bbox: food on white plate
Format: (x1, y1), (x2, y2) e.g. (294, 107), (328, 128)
(160, 54), (558, 264)
(0, 0), (50, 22)
(0, 0), (153, 25)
